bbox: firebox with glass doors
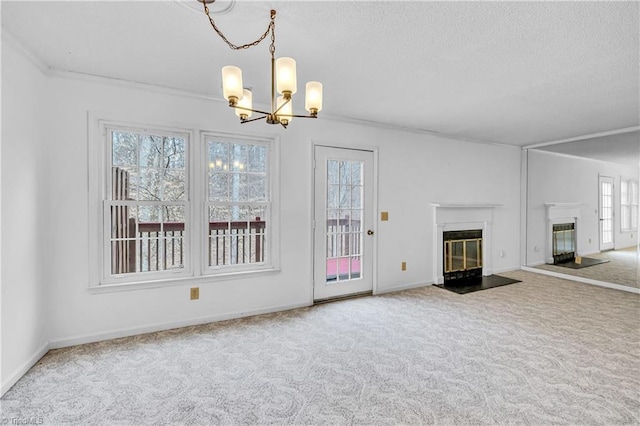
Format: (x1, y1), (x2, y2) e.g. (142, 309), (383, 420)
(443, 230), (483, 283)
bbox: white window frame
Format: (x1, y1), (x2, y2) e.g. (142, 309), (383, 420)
(88, 117), (280, 290)
(89, 119), (194, 287)
(200, 131), (280, 277)
(631, 180), (639, 231)
(620, 177), (638, 232)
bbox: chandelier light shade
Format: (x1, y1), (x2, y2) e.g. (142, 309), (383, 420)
(275, 57), (297, 97)
(235, 89), (253, 119)
(305, 81), (323, 114)
(221, 65), (243, 103)
(276, 96), (293, 125)
(199, 0), (322, 128)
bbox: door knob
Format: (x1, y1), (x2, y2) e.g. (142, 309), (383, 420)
(367, 230), (374, 236)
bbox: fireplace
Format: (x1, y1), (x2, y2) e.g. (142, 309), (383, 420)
(552, 223), (575, 264)
(431, 203), (501, 285)
(545, 203), (581, 265)
(443, 230), (483, 283)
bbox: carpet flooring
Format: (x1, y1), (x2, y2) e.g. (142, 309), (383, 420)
(1, 270), (639, 425)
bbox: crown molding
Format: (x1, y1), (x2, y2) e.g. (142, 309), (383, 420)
(1, 27), (51, 75)
(46, 66), (521, 149)
(322, 113), (520, 150)
(522, 126), (640, 150)
(528, 146), (639, 168)
(48, 67), (226, 103)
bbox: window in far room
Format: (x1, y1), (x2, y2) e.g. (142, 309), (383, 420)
(621, 179), (639, 231)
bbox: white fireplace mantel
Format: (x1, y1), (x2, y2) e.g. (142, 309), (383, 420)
(431, 202), (502, 284)
(545, 202), (582, 220)
(431, 202), (503, 208)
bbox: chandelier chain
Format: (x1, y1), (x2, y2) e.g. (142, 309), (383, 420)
(203, 2), (276, 53)
(269, 15), (276, 57)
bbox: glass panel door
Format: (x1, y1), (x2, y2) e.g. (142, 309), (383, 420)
(599, 175), (614, 251)
(325, 159), (363, 282)
(314, 146), (374, 301)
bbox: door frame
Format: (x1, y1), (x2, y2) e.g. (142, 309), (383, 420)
(598, 174), (615, 252)
(309, 141), (379, 304)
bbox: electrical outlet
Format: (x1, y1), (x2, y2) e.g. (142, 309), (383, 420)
(401, 261), (406, 271)
(190, 287), (199, 300)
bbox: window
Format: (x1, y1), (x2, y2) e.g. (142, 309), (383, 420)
(621, 178), (638, 231)
(105, 126), (190, 282)
(621, 180), (629, 230)
(632, 181), (639, 230)
(204, 136), (271, 272)
(90, 118), (278, 288)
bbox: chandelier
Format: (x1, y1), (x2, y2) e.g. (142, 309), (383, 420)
(199, 0), (323, 128)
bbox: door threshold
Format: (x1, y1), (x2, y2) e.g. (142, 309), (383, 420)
(314, 290), (373, 305)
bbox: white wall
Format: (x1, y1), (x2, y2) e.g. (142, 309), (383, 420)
(43, 74), (521, 344)
(526, 149), (639, 266)
(1, 36), (523, 393)
(1, 36), (50, 393)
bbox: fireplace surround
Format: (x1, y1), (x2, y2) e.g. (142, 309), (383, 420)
(545, 203), (581, 264)
(431, 203), (501, 285)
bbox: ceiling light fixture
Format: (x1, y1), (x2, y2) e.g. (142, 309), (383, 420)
(198, 0), (323, 129)
(178, 0), (234, 15)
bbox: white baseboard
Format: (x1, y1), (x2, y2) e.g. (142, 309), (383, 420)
(492, 265), (522, 274)
(49, 301), (310, 350)
(375, 281), (432, 295)
(1, 341), (50, 397)
(520, 266), (640, 294)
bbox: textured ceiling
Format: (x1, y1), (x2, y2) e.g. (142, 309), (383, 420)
(2, 1), (639, 156)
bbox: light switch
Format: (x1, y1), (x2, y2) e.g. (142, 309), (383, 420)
(381, 212), (389, 221)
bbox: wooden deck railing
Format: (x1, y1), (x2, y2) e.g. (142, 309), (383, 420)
(136, 221), (186, 272)
(112, 216), (361, 275)
(112, 219), (266, 274)
(326, 217), (361, 257)
(208, 219), (266, 267)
